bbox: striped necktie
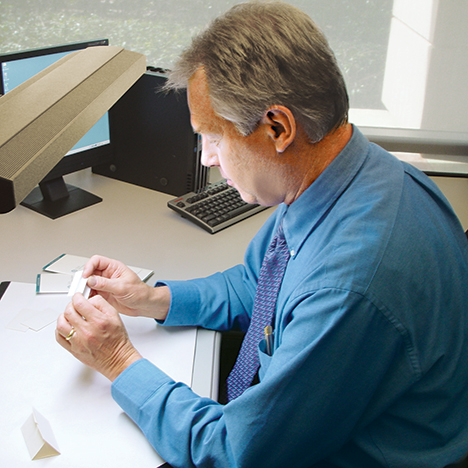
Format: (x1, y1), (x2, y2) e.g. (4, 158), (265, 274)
(226, 221), (290, 401)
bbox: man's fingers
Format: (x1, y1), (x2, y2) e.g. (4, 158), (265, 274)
(56, 312), (75, 342)
(82, 255), (107, 277)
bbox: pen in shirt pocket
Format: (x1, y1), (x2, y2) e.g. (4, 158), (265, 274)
(264, 325), (274, 356)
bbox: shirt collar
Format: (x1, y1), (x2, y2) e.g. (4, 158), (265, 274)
(281, 125), (370, 258)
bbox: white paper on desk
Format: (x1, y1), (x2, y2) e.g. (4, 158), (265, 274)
(129, 266), (154, 282)
(36, 272), (73, 294)
(6, 307), (59, 332)
(21, 308), (59, 331)
(0, 283), (197, 468)
(3, 283), (69, 332)
(21, 408), (60, 460)
(42, 253), (88, 275)
(43, 254), (154, 282)
(5, 309), (32, 332)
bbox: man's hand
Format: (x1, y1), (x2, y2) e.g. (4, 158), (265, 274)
(56, 293), (142, 381)
(83, 255), (170, 321)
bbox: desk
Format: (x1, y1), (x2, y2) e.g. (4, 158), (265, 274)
(0, 169), (273, 467)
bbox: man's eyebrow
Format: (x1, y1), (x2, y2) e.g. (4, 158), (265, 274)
(192, 121), (223, 136)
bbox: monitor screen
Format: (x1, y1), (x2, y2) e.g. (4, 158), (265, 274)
(0, 39), (113, 218)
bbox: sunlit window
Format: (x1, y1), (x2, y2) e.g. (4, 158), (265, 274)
(1, 0), (467, 137)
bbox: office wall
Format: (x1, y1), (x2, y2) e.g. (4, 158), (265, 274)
(431, 177), (468, 231)
(380, 0), (468, 133)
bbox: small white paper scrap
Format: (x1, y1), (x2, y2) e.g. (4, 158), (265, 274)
(21, 308), (58, 331)
(5, 309), (33, 332)
(21, 408), (61, 460)
(5, 308), (59, 332)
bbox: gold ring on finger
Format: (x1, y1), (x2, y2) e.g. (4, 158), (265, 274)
(65, 327), (76, 341)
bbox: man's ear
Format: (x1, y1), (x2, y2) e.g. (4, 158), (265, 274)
(262, 106), (296, 153)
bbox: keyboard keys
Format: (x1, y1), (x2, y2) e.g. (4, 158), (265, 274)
(167, 181), (269, 234)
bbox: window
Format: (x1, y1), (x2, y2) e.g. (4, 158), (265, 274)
(2, 0), (467, 172)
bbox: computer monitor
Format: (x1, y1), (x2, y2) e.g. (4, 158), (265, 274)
(0, 39), (113, 219)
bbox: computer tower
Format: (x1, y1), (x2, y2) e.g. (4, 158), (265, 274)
(93, 69), (208, 196)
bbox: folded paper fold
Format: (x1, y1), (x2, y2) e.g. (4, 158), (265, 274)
(21, 408), (61, 460)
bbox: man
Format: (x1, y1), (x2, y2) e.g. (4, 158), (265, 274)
(56, 2), (468, 467)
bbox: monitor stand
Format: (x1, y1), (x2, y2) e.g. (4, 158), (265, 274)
(21, 176), (102, 219)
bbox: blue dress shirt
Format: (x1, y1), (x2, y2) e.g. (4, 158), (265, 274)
(112, 126), (468, 467)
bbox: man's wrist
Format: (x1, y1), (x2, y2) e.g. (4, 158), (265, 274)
(105, 347), (143, 382)
(147, 284), (171, 321)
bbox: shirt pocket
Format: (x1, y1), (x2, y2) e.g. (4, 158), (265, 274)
(258, 337), (273, 381)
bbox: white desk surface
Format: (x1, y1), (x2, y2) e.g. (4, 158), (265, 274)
(0, 169), (273, 284)
(0, 169), (273, 467)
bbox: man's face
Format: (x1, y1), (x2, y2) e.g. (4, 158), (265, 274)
(187, 68), (287, 207)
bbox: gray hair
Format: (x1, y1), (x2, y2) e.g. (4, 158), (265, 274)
(166, 1), (349, 143)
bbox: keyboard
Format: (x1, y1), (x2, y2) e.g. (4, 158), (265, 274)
(167, 180), (269, 234)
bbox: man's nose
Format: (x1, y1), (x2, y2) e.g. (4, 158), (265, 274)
(200, 136), (220, 168)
